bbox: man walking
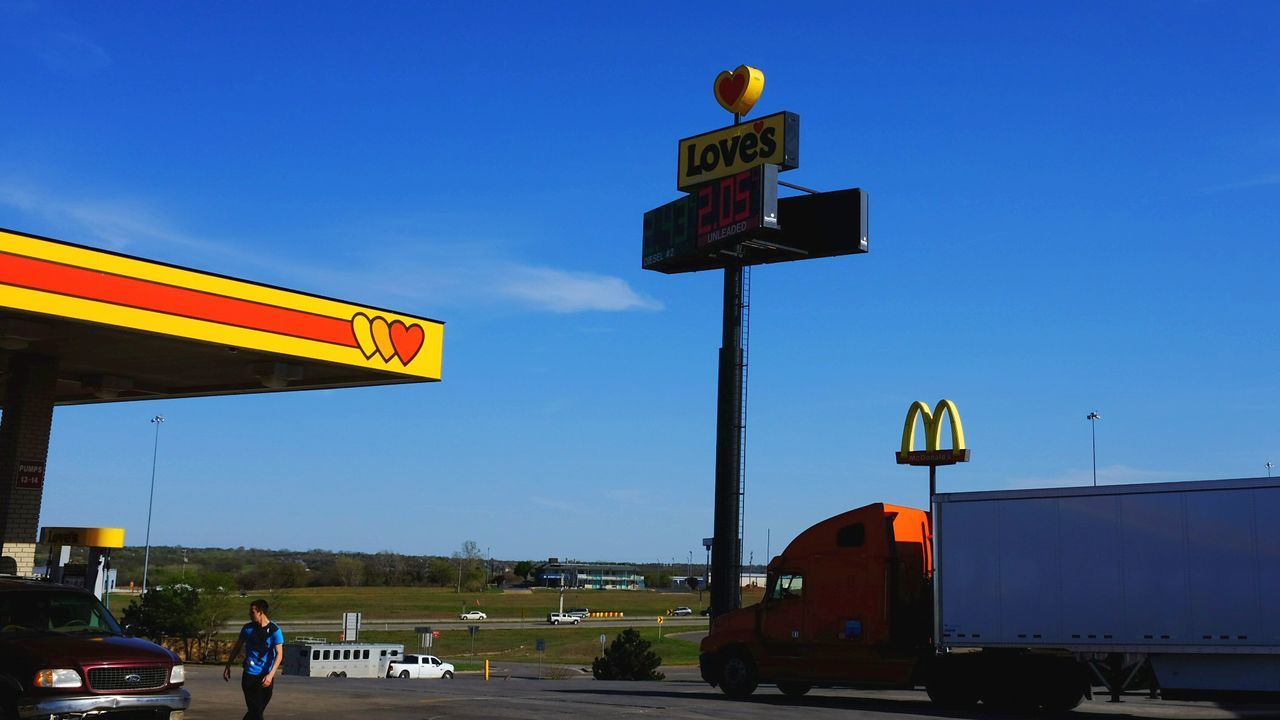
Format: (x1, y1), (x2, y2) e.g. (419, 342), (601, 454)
(223, 599), (285, 720)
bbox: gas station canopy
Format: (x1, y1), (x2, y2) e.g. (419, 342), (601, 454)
(0, 228), (444, 406)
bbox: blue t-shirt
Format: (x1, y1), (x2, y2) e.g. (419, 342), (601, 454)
(239, 621), (284, 676)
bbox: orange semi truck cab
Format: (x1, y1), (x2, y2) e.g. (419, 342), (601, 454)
(700, 503), (935, 697)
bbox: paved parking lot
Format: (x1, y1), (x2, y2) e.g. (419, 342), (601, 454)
(182, 664), (1280, 719)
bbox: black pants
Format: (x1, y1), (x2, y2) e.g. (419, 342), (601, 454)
(241, 673), (274, 720)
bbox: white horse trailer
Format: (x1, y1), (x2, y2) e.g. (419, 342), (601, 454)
(282, 639), (405, 679)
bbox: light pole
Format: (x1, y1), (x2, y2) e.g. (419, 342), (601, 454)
(1087, 412), (1100, 487)
(142, 415), (165, 593)
(1268, 462), (1274, 478)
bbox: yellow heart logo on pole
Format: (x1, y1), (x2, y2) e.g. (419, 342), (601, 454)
(713, 64), (764, 116)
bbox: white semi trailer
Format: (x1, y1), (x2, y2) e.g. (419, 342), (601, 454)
(700, 475), (1280, 710)
(934, 476), (1280, 699)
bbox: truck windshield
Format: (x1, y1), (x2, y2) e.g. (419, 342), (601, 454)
(0, 590), (123, 635)
(769, 573), (803, 601)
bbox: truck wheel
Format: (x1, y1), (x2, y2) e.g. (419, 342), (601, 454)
(776, 681), (811, 698)
(925, 654), (980, 708)
(1039, 673), (1086, 712)
(719, 650), (759, 699)
(443, 671), (454, 679)
(925, 675), (980, 708)
(979, 684), (1038, 713)
(328, 672), (340, 678)
(399, 670), (410, 678)
(338, 672), (347, 678)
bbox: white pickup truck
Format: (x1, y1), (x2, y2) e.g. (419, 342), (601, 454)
(546, 612), (581, 625)
(386, 653), (455, 679)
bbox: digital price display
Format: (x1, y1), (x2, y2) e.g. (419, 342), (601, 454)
(643, 165), (779, 273)
(642, 194), (696, 271)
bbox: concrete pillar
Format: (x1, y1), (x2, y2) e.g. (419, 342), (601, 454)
(0, 353), (58, 576)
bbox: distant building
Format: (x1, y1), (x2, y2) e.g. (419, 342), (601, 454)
(670, 573), (765, 589)
(533, 558), (644, 590)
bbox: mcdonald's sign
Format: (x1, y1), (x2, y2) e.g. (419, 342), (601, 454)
(896, 399), (970, 466)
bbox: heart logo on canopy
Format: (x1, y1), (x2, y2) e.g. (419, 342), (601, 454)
(713, 64), (765, 115)
(389, 320), (424, 364)
(350, 313), (426, 365)
(351, 313), (378, 359)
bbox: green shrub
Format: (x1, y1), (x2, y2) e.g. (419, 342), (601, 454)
(592, 628), (664, 680)
(120, 585), (233, 641)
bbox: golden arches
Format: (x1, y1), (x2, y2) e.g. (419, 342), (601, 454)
(900, 399), (966, 455)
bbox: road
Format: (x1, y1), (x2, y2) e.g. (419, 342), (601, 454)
(182, 664), (1280, 719)
(220, 616), (709, 633)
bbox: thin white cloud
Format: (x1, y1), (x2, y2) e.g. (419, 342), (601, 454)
(265, 250), (663, 315)
(0, 183), (662, 315)
(498, 265), (662, 313)
(1202, 174), (1280, 193)
(0, 183), (253, 260)
(529, 496), (589, 515)
(603, 488), (658, 507)
(38, 33), (111, 76)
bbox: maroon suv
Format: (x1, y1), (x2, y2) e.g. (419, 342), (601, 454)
(0, 577), (190, 719)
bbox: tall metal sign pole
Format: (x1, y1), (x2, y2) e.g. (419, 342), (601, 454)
(709, 66), (763, 619)
(641, 64), (868, 620)
(711, 251), (745, 617)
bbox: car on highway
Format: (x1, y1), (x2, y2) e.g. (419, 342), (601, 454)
(671, 606), (694, 616)
(546, 612), (581, 625)
(458, 610), (487, 620)
(0, 577), (190, 718)
(566, 608), (590, 619)
(386, 653), (454, 679)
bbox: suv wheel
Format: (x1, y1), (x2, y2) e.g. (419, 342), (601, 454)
(777, 681), (812, 698)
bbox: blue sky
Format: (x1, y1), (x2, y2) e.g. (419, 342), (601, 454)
(2, 1), (1276, 565)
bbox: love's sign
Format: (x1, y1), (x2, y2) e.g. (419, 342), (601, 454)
(677, 111), (798, 191)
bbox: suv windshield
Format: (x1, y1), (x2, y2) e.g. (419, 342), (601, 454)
(0, 589), (123, 635)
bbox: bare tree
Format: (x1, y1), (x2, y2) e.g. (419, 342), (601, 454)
(334, 556), (365, 587)
(452, 541), (486, 592)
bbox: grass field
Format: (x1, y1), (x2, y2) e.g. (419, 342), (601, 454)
(107, 586), (761, 667)
(281, 626), (703, 667)
(111, 585), (762, 621)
